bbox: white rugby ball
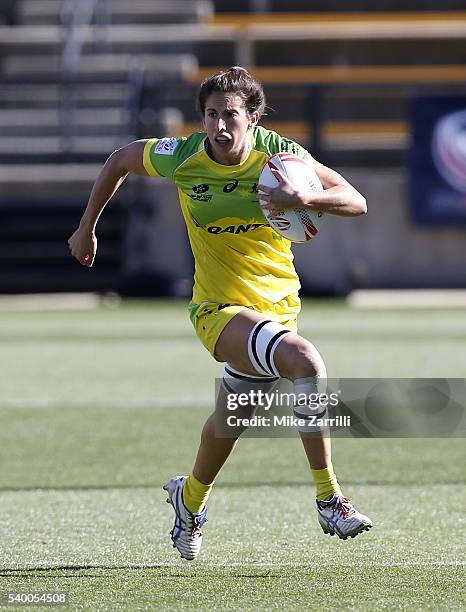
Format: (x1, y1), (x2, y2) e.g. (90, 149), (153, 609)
(259, 153), (323, 242)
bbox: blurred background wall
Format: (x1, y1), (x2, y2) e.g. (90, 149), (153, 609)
(0, 0), (465, 295)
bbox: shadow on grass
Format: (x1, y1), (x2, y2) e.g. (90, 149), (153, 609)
(0, 564), (274, 579)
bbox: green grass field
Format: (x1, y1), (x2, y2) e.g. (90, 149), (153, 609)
(0, 300), (465, 611)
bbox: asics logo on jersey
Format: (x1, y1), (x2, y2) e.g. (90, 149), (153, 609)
(224, 181), (258, 194)
(190, 181), (257, 197)
(223, 179), (239, 193)
(207, 223), (268, 235)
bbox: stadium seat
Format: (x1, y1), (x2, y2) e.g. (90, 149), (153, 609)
(17, 0), (213, 25)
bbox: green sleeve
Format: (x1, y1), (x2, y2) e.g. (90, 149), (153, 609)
(143, 137), (188, 179)
(271, 132), (314, 163)
(255, 126), (314, 163)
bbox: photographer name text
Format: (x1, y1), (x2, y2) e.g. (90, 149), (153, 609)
(226, 415), (351, 428)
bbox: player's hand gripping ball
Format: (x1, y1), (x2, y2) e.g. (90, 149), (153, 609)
(259, 153), (324, 242)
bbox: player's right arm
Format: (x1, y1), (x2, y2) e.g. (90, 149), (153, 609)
(68, 140), (149, 267)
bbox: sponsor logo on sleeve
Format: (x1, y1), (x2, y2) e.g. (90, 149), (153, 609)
(281, 139), (300, 155)
(155, 137), (179, 156)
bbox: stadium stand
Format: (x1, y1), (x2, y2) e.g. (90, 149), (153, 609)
(132, 10), (466, 166)
(1, 0), (466, 293)
(0, 0), (207, 292)
(17, 0), (212, 25)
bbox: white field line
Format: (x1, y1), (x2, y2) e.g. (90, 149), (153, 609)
(0, 397), (212, 409)
(349, 289), (466, 308)
(0, 293), (107, 310)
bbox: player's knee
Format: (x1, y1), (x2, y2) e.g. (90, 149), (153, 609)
(276, 337), (326, 381)
(245, 319), (326, 381)
(291, 344), (326, 380)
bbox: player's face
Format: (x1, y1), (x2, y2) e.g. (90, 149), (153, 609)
(203, 92), (258, 165)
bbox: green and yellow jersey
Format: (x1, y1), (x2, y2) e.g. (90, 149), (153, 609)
(143, 125), (312, 308)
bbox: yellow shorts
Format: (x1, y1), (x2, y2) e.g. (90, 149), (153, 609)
(188, 294), (300, 360)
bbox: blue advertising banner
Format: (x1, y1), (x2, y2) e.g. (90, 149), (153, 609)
(409, 97), (466, 225)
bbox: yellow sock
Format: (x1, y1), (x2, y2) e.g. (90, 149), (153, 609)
(311, 464), (342, 501)
(183, 473), (214, 514)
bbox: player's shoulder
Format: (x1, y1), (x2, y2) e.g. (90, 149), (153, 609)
(152, 132), (205, 160)
(252, 125), (311, 160)
(144, 132), (206, 177)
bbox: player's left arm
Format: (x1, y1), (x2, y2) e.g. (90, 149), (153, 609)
(260, 161), (367, 217)
(309, 161), (367, 217)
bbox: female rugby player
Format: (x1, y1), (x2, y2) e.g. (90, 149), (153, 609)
(69, 67), (372, 560)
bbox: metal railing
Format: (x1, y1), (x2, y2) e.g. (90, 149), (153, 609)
(60, 0), (109, 153)
(122, 63), (146, 145)
(61, 0), (106, 79)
